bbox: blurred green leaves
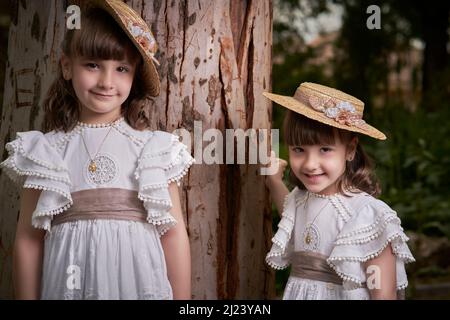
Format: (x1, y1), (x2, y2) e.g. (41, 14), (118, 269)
(367, 105), (450, 238)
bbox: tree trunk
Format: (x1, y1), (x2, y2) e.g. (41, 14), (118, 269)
(0, 0), (274, 299)
(0, 0), (67, 299)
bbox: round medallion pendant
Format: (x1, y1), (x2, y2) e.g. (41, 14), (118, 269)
(85, 154), (117, 185)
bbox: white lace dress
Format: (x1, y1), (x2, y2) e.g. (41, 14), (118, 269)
(266, 187), (415, 300)
(1, 118), (194, 299)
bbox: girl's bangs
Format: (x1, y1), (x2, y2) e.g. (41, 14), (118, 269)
(284, 111), (337, 146)
(69, 9), (139, 63)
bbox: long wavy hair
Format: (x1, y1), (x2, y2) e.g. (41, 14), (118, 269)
(283, 111), (381, 197)
(43, 8), (154, 132)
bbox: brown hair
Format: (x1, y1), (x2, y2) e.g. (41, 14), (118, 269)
(43, 8), (153, 132)
(283, 111), (381, 197)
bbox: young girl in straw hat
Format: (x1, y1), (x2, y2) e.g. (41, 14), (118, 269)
(1, 0), (193, 300)
(264, 82), (414, 300)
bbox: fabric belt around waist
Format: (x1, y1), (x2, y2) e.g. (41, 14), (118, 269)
(51, 188), (147, 226)
(290, 251), (343, 285)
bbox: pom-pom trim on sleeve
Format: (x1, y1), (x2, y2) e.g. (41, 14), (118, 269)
(326, 200), (415, 290)
(265, 188), (307, 270)
(135, 131), (194, 235)
(0, 131), (73, 231)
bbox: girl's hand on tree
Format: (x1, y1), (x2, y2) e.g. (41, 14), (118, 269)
(265, 157), (288, 190)
(264, 155), (289, 215)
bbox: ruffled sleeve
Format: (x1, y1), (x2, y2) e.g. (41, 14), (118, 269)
(134, 131), (195, 236)
(0, 131), (72, 230)
(266, 187), (306, 270)
(327, 198), (415, 290)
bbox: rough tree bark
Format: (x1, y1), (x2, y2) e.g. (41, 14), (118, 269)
(0, 0), (274, 299)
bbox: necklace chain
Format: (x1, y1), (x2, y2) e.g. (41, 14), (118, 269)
(81, 123), (115, 173)
(304, 192), (329, 245)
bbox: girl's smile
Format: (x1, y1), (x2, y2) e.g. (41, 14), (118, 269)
(302, 172), (326, 184)
(91, 91), (115, 98)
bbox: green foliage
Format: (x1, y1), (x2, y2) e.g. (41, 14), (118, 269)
(367, 105), (450, 238)
(416, 266), (450, 278)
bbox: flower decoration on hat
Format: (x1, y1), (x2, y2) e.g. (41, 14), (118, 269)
(128, 22), (156, 51)
(308, 95), (333, 112)
(308, 96), (366, 128)
(328, 102), (366, 127)
(126, 21), (159, 65)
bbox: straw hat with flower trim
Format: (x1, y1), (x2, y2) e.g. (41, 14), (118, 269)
(263, 82), (386, 140)
(87, 0), (160, 96)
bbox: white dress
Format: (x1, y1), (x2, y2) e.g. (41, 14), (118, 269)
(1, 117), (194, 299)
(266, 187), (415, 300)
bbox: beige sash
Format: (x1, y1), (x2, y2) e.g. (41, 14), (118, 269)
(290, 251), (343, 285)
(52, 188), (147, 226)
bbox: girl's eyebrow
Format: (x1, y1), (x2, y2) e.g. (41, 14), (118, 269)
(117, 60), (134, 67)
(77, 57), (133, 65)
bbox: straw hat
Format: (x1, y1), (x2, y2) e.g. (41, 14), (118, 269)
(88, 0), (160, 96)
(263, 82), (386, 140)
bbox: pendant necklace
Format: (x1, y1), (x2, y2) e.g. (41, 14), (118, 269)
(80, 123), (115, 173)
(304, 193), (329, 245)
